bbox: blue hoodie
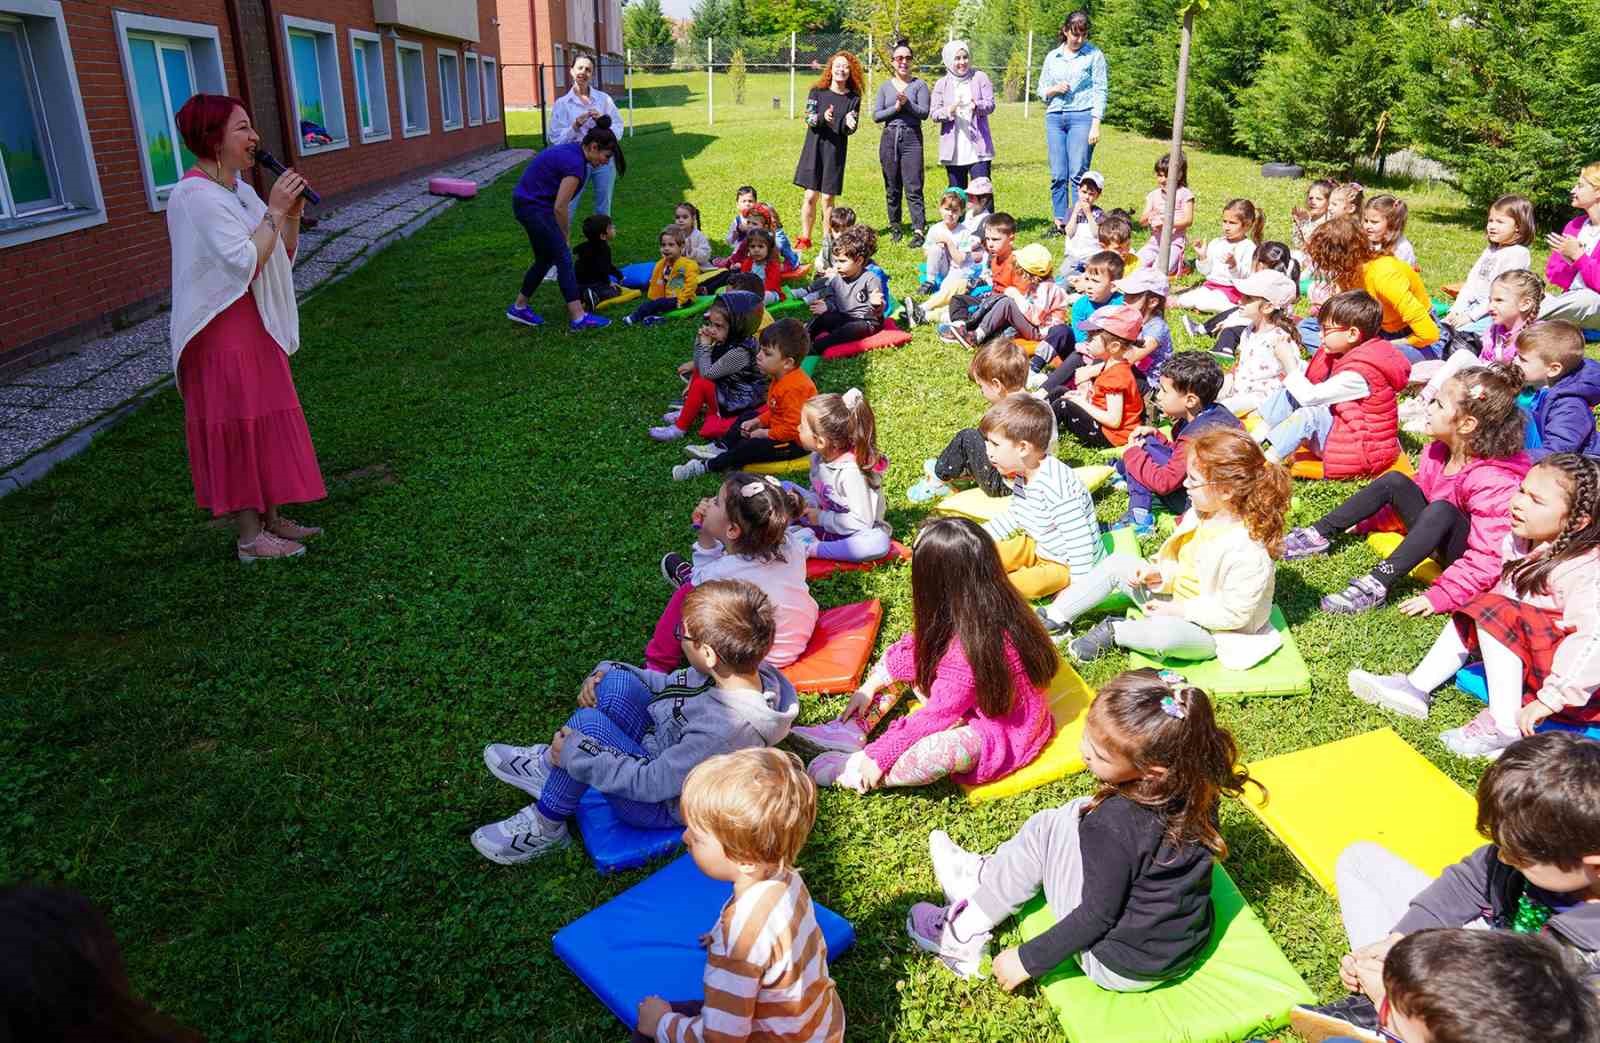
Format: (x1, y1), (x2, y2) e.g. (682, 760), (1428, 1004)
(1529, 358), (1600, 460)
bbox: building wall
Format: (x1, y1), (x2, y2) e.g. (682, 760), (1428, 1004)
(0, 0), (504, 365)
(496, 0), (621, 110)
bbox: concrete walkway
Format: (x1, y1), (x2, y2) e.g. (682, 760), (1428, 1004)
(0, 147), (531, 496)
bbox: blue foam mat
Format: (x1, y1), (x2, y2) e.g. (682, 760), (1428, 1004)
(553, 853), (856, 1029)
(620, 261), (656, 289)
(1455, 663), (1600, 738)
(575, 787), (684, 874)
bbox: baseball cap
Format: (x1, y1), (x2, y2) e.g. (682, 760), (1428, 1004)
(1013, 243), (1053, 277)
(1234, 269), (1299, 310)
(1080, 303), (1146, 341)
(1079, 170), (1105, 190)
(965, 176), (994, 197)
(1114, 268), (1168, 297)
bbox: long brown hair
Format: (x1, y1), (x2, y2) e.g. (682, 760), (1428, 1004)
(1501, 454), (1600, 598)
(1306, 215), (1376, 291)
(1086, 670), (1260, 857)
(813, 51), (864, 95)
(909, 518), (1058, 718)
(1222, 198), (1265, 244)
(1443, 364), (1525, 459)
(719, 472), (804, 561)
(1188, 428), (1291, 557)
(802, 389), (882, 486)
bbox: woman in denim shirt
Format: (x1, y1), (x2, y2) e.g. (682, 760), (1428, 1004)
(1037, 11), (1108, 236)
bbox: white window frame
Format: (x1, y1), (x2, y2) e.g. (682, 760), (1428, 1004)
(347, 28), (391, 144)
(463, 52), (482, 126)
(112, 12), (227, 212)
(0, 0), (106, 249)
(553, 44), (565, 88)
(481, 55), (499, 122)
(394, 38), (429, 139)
(280, 14), (348, 157)
(436, 48), (462, 132)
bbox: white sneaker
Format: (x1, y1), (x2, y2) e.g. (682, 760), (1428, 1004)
(1440, 709), (1519, 760)
(1347, 669), (1433, 720)
(672, 459), (708, 481)
(929, 830), (984, 905)
(648, 424), (685, 441)
(1025, 369), (1048, 391)
(470, 804), (570, 864)
(684, 442), (722, 460)
(483, 743), (552, 797)
(906, 900), (990, 979)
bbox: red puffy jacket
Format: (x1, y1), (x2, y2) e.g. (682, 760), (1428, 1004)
(1306, 338), (1412, 479)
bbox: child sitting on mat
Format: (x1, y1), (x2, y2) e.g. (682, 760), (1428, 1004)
(952, 243), (1068, 349)
(653, 474), (818, 671)
(471, 579), (799, 865)
(1346, 453), (1600, 759)
(1293, 733), (1600, 1039)
(651, 292), (767, 443)
(1516, 320), (1600, 459)
(908, 339), (1033, 502)
(792, 516), (1058, 793)
(789, 389), (891, 562)
(731, 229), (785, 304)
(627, 225), (701, 326)
(1216, 269), (1302, 417)
(1363, 194), (1418, 271)
(805, 226), (885, 355)
(634, 748), (844, 1043)
(1114, 351), (1241, 534)
(1050, 304), (1146, 450)
(1182, 241), (1299, 359)
(904, 669), (1259, 989)
(980, 393), (1104, 598)
(673, 320), (815, 481)
(1284, 365), (1530, 616)
(574, 213), (624, 311)
(1256, 290), (1411, 477)
(1042, 429), (1291, 671)
(722, 272), (775, 333)
(916, 189), (971, 295)
(1024, 250), (1124, 388)
(674, 202), (713, 267)
(1175, 198), (1264, 314)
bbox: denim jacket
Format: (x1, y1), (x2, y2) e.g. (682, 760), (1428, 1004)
(1038, 42), (1107, 118)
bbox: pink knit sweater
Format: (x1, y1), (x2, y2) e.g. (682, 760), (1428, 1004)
(864, 631), (1052, 785)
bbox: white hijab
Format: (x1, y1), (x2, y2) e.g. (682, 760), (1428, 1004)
(166, 173), (298, 373)
(941, 40), (972, 78)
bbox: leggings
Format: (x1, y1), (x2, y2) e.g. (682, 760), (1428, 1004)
(696, 268), (731, 293)
(707, 431), (807, 472)
(935, 427), (1010, 497)
(514, 199), (579, 303)
(882, 726), (982, 787)
(1204, 307), (1248, 356)
(628, 295), (680, 323)
(946, 293), (987, 326)
(1408, 617), (1526, 735)
(972, 296), (1047, 342)
(810, 526), (892, 562)
(1311, 471), (1470, 591)
(1052, 397), (1115, 449)
(808, 312), (880, 353)
(533, 669), (682, 828)
(1043, 554), (1220, 661)
(944, 160), (992, 189)
(675, 374), (739, 438)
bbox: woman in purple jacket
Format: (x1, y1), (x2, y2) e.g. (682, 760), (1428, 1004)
(1539, 162), (1600, 331)
(929, 40), (994, 190)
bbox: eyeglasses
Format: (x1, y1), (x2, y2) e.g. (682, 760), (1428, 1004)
(892, 54), (912, 62)
(1182, 474), (1212, 490)
(674, 622), (695, 644)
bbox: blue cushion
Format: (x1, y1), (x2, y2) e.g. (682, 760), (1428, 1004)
(1456, 663), (1600, 738)
(620, 261), (656, 289)
(1586, 328), (1600, 344)
(553, 853), (856, 1029)
(575, 787), (684, 875)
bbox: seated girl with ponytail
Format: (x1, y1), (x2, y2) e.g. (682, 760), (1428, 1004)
(788, 388), (893, 562)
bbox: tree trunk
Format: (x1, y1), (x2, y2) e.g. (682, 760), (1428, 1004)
(1157, 7), (1194, 273)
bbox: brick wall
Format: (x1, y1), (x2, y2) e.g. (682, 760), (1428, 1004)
(0, 0), (505, 366)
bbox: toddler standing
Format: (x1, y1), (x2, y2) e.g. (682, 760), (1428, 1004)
(1135, 152), (1194, 276)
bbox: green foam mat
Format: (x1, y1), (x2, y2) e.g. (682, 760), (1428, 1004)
(1127, 605), (1310, 698)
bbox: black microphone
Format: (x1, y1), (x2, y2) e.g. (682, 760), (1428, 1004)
(254, 149), (321, 205)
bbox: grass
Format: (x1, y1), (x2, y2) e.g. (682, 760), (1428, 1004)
(1, 89), (1546, 1041)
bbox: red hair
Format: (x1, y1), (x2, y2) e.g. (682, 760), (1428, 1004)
(812, 51), (864, 95)
(175, 94), (249, 161)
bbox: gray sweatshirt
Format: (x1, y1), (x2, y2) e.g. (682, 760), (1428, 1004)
(560, 660), (799, 819)
(825, 267), (885, 323)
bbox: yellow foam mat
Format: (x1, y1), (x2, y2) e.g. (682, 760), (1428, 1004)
(1240, 728), (1482, 893)
(934, 466), (1115, 522)
(746, 456), (810, 476)
(1366, 531), (1443, 581)
(962, 662), (1094, 803)
(594, 287), (642, 311)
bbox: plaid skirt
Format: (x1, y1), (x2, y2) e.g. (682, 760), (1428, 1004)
(1455, 593), (1600, 725)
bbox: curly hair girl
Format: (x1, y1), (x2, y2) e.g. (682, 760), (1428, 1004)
(1306, 214), (1378, 293)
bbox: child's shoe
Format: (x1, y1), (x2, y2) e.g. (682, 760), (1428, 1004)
(506, 303), (544, 327)
(471, 804), (570, 865)
(1180, 314), (1207, 338)
(916, 280), (938, 296)
(236, 531), (306, 563)
(683, 442), (722, 461)
(903, 298), (926, 329)
(952, 324), (980, 349)
(483, 742), (552, 797)
(1290, 995), (1383, 1043)
(936, 322), (965, 344)
(660, 552), (693, 587)
(1281, 526), (1332, 560)
(928, 830), (984, 905)
(267, 516), (322, 541)
(1110, 508), (1155, 536)
(641, 314), (667, 326)
(570, 312), (611, 331)
(906, 900), (990, 979)
(672, 459), (708, 481)
(1034, 606), (1072, 637)
(806, 750), (866, 789)
(1347, 669), (1432, 719)
(1440, 709), (1519, 760)
(649, 424), (686, 441)
(907, 474), (954, 503)
(789, 717), (867, 754)
(1321, 574), (1387, 614)
(661, 408), (683, 424)
(1025, 369), (1049, 390)
(1068, 618), (1118, 662)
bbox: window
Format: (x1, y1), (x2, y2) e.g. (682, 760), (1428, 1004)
(437, 49), (461, 131)
(481, 56), (499, 122)
(280, 15), (347, 156)
(394, 39), (428, 138)
(0, 1), (105, 248)
(553, 44), (565, 88)
(464, 52), (482, 126)
(113, 13), (227, 212)
(348, 29), (391, 144)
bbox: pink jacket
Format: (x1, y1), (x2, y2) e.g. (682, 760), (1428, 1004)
(1412, 441), (1531, 613)
(864, 631), (1051, 785)
(1490, 536), (1600, 714)
(1546, 216), (1600, 293)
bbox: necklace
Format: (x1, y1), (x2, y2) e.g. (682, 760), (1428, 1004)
(201, 160), (246, 209)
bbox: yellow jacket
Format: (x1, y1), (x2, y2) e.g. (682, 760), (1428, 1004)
(649, 257), (701, 306)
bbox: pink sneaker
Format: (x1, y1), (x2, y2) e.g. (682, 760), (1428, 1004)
(789, 718), (867, 754)
(1440, 709), (1518, 760)
(267, 516), (322, 541)
(237, 531), (306, 563)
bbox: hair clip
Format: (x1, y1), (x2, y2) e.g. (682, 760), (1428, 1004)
(842, 387), (864, 409)
(739, 475), (780, 498)
(1160, 695), (1187, 720)
(1468, 383), (1487, 400)
(1157, 670), (1189, 719)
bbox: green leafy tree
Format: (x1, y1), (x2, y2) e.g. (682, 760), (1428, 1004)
(688, 0), (743, 54)
(623, 0), (676, 56)
(843, 0), (950, 71)
(1001, 46), (1028, 101)
(743, 0), (841, 35)
(1394, 0), (1600, 220)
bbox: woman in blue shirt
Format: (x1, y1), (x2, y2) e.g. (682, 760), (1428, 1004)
(1037, 10), (1107, 236)
(507, 119), (624, 332)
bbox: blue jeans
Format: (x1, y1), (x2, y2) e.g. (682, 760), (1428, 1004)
(1045, 109), (1095, 222)
(1119, 441), (1189, 515)
(568, 157), (616, 223)
(535, 669), (681, 829)
(1259, 386), (1334, 461)
(514, 198), (580, 304)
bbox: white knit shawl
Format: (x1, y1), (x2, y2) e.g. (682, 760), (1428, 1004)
(166, 174), (298, 372)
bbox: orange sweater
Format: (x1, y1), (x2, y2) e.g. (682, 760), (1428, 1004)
(759, 367), (817, 443)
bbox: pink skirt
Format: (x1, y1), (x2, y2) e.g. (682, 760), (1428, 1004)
(178, 292), (326, 516)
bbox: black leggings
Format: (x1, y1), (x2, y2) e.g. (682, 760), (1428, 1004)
(1312, 471), (1470, 590)
(944, 160), (992, 188)
(1204, 308), (1247, 355)
(881, 126), (927, 230)
(808, 312), (880, 353)
(934, 427), (1010, 497)
(1052, 398), (1114, 449)
(708, 429), (807, 472)
(697, 268), (731, 293)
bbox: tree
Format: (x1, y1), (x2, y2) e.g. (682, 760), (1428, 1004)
(843, 0), (950, 66)
(728, 48), (748, 102)
(688, 0), (742, 54)
(623, 0), (675, 56)
(743, 0), (842, 36)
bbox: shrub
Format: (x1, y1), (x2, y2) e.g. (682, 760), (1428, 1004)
(729, 48), (748, 103)
(1001, 46), (1028, 102)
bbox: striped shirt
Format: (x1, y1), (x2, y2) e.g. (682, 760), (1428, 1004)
(982, 455), (1103, 575)
(656, 871), (844, 1043)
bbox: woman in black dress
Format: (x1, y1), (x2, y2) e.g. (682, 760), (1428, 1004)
(794, 51), (864, 251)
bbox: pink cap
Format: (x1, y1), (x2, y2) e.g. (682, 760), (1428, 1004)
(1080, 303), (1146, 341)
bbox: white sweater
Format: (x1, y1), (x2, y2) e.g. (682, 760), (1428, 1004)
(982, 455), (1102, 574)
(1195, 236), (1257, 288)
(1154, 511), (1280, 670)
(1447, 243), (1533, 325)
(691, 529), (819, 667)
(809, 452), (889, 537)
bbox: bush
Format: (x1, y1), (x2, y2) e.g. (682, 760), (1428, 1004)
(729, 48), (748, 103)
(1001, 46), (1028, 101)
(1394, 0), (1600, 222)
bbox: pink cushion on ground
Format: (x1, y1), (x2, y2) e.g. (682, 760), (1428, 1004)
(779, 599), (884, 694)
(819, 318), (913, 360)
(428, 176), (478, 198)
(804, 541), (911, 581)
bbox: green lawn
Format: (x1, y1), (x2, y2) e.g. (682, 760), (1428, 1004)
(2, 96), (1541, 1041)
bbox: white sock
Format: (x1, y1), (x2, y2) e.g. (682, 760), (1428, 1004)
(951, 898), (998, 939)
